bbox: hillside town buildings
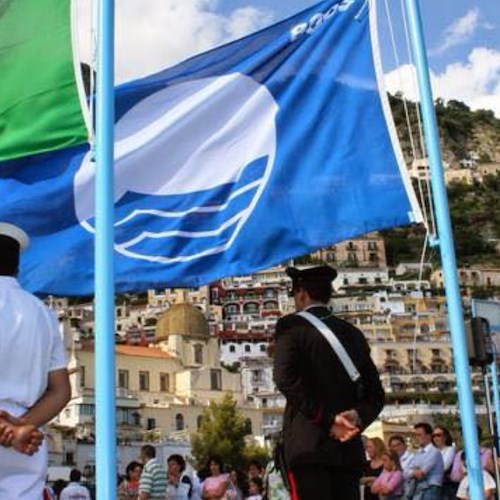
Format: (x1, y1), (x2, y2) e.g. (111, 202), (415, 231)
(43, 232), (500, 476)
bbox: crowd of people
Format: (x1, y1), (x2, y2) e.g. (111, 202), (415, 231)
(114, 445), (268, 500)
(42, 445), (270, 499)
(361, 423), (497, 500)
(41, 423), (499, 500)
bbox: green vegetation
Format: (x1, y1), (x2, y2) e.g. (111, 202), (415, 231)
(389, 95), (500, 164)
(448, 175), (500, 265)
(191, 394), (269, 470)
(384, 173), (500, 267)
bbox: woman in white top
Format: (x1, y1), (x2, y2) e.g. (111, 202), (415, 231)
(456, 452), (496, 500)
(431, 425), (456, 499)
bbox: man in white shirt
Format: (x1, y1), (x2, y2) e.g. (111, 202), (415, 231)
(0, 223), (71, 499)
(59, 469), (91, 500)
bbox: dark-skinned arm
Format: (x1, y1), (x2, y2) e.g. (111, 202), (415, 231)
(21, 368), (71, 427)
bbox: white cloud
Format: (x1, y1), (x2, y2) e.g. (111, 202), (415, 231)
(431, 8), (480, 55)
(385, 48), (500, 117)
(75, 0), (274, 84)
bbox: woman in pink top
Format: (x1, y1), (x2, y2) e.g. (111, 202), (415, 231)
(371, 450), (404, 500)
(202, 456), (230, 500)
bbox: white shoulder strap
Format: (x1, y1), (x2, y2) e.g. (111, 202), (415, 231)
(297, 311), (361, 382)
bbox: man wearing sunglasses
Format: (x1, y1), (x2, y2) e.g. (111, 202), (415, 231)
(273, 265), (385, 500)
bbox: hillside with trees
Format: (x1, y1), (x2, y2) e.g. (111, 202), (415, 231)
(383, 97), (500, 268)
(389, 94), (500, 165)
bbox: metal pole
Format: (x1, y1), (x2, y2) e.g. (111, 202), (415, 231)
(403, 1), (485, 498)
(95, 0), (117, 498)
(490, 356), (500, 454)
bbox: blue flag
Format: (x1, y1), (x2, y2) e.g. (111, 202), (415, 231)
(0, 0), (422, 295)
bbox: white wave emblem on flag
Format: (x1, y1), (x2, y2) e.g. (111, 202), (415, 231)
(73, 73), (279, 263)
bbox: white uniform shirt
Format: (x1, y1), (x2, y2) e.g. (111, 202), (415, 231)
(456, 470), (496, 499)
(0, 276), (66, 411)
(59, 482), (91, 500)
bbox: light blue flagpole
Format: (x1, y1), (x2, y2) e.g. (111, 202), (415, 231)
(403, 1), (485, 498)
(490, 355), (500, 452)
(94, 0), (117, 498)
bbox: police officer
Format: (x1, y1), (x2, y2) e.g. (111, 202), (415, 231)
(0, 222), (71, 499)
(273, 265), (385, 500)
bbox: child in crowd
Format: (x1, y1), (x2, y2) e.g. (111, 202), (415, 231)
(247, 476), (263, 500)
(371, 450), (404, 500)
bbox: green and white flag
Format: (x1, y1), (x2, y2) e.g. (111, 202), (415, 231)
(0, 0), (88, 161)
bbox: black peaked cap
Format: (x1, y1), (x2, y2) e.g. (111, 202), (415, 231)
(286, 265), (337, 283)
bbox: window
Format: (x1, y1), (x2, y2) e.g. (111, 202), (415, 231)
(210, 369), (222, 390)
(175, 413), (184, 431)
(252, 370), (264, 382)
(367, 241), (378, 250)
(243, 303), (259, 314)
(229, 345), (236, 353)
(347, 252), (358, 263)
(369, 253), (378, 263)
(139, 371), (150, 391)
(343, 278), (349, 285)
(358, 277), (367, 285)
(132, 412), (141, 426)
(260, 344), (266, 352)
(226, 304), (239, 314)
(245, 418), (252, 433)
(160, 373), (170, 392)
(80, 366), (86, 387)
(80, 404), (94, 416)
(194, 344), (203, 364)
(118, 369), (129, 389)
(147, 418), (156, 430)
(244, 344), (251, 353)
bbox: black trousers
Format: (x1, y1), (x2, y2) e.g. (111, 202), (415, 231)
(290, 464), (361, 500)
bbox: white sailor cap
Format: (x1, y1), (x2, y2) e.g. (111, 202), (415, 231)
(0, 222), (30, 250)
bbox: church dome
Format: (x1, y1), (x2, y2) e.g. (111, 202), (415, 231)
(155, 303), (210, 341)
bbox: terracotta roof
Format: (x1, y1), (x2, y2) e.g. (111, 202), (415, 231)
(80, 343), (172, 358)
(116, 345), (171, 359)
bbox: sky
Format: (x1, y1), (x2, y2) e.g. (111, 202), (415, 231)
(76, 0), (500, 116)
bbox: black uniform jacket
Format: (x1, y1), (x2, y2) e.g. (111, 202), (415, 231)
(273, 306), (385, 470)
